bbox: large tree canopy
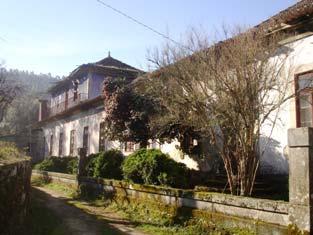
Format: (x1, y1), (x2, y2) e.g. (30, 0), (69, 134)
(102, 77), (157, 147)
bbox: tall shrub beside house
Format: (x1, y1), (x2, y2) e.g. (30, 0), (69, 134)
(93, 150), (124, 180)
(122, 149), (190, 188)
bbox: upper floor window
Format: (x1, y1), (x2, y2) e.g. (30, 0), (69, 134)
(296, 71), (313, 127)
(59, 132), (64, 156)
(73, 79), (79, 101)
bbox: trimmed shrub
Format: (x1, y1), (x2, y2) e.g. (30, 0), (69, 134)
(93, 150), (124, 179)
(84, 153), (98, 177)
(122, 149), (190, 188)
(34, 156), (78, 174)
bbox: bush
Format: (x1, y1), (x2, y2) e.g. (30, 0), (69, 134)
(93, 150), (124, 179)
(34, 156), (78, 174)
(84, 154), (98, 177)
(122, 149), (190, 188)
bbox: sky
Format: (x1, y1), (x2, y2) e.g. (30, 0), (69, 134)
(0, 0), (297, 77)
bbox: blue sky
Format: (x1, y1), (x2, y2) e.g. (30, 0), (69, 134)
(0, 0), (296, 76)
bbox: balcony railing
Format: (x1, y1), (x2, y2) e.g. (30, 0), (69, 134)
(48, 93), (88, 117)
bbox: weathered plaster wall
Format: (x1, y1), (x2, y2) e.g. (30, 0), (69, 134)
(43, 108), (105, 156)
(260, 35), (313, 174)
(0, 160), (31, 235)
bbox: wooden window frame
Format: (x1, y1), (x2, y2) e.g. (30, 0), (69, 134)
(295, 70), (313, 128)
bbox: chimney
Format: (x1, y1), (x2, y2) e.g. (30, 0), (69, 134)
(38, 99), (48, 121)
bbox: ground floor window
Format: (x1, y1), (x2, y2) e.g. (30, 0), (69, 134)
(99, 122), (106, 152)
(296, 71), (313, 127)
(58, 132), (64, 156)
(49, 134), (53, 156)
(124, 141), (135, 152)
(69, 130), (76, 156)
(83, 126), (89, 154)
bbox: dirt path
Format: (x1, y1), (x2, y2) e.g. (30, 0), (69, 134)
(33, 186), (148, 235)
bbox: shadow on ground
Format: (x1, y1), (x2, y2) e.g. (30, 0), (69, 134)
(32, 187), (147, 235)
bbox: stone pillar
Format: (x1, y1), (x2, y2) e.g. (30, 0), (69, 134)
(77, 147), (87, 177)
(288, 127), (313, 232)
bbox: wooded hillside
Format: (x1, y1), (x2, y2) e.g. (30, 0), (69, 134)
(0, 69), (60, 136)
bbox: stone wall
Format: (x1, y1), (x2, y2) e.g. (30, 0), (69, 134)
(32, 170), (292, 234)
(0, 159), (31, 235)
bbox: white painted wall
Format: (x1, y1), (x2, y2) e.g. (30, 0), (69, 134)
(259, 34), (313, 174)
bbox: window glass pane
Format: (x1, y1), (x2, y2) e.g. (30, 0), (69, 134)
(300, 109), (312, 123)
(300, 95), (312, 108)
(299, 73), (313, 90)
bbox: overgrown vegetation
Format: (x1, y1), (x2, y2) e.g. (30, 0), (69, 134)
(122, 149), (190, 188)
(34, 156), (78, 174)
(0, 141), (28, 163)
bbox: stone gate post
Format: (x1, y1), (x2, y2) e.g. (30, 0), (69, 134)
(288, 127), (313, 232)
(77, 147), (87, 177)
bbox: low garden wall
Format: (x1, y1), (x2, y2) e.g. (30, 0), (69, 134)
(32, 128), (313, 234)
(32, 169), (293, 234)
(0, 159), (31, 235)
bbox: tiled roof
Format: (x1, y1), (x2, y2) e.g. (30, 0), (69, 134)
(256, 0), (313, 31)
(95, 55), (139, 71)
(48, 56), (143, 94)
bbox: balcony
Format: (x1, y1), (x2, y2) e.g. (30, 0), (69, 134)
(48, 93), (88, 117)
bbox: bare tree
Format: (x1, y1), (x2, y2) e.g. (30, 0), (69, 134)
(146, 27), (293, 196)
(0, 67), (20, 122)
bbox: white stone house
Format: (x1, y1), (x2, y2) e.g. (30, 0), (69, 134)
(32, 0), (313, 175)
(33, 55), (142, 158)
